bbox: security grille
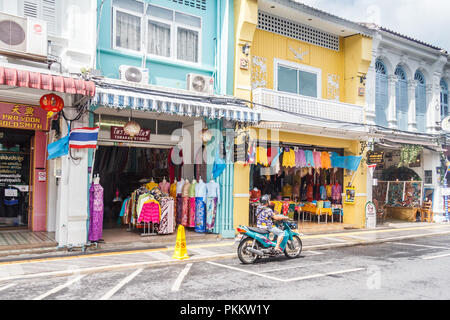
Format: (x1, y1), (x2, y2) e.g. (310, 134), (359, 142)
(257, 11), (340, 51)
(171, 0), (206, 11)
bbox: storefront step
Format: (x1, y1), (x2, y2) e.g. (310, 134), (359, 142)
(0, 231), (58, 256)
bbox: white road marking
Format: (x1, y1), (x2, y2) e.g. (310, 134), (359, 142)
(421, 252), (450, 260)
(207, 261), (281, 281)
(171, 263), (193, 292)
(343, 235), (370, 240)
(259, 262), (333, 273)
(0, 283), (16, 292)
(100, 268), (143, 300)
(207, 261), (365, 283)
(393, 242), (450, 250)
(32, 274), (85, 300)
(284, 268), (366, 282)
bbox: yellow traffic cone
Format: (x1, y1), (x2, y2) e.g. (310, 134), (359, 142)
(173, 225), (189, 260)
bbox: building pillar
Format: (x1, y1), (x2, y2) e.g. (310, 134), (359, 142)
(387, 75), (398, 128)
(407, 80), (417, 132)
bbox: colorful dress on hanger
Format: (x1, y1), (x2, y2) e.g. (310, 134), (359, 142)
(313, 151), (322, 169)
(138, 200), (161, 224)
(321, 152), (331, 169)
(195, 181), (207, 233)
(188, 182), (197, 228)
(159, 181), (170, 194)
(176, 180), (185, 225)
(304, 150), (315, 168)
(89, 183), (104, 242)
(181, 181), (191, 227)
(206, 181), (220, 232)
(158, 197), (174, 235)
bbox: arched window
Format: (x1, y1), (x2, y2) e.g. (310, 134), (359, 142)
(441, 79), (449, 120)
(395, 66), (408, 131)
(375, 59), (388, 127)
(415, 71), (427, 133)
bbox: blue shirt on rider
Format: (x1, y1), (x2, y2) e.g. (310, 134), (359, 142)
(256, 205), (274, 228)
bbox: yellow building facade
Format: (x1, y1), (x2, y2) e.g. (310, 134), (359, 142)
(232, 0), (373, 229)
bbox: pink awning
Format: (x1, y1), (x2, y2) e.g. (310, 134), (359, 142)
(0, 67), (96, 97)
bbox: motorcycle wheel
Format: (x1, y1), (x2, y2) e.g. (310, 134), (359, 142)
(237, 238), (261, 264)
(284, 235), (302, 259)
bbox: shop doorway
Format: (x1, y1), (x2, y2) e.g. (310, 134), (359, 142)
(93, 145), (180, 231)
(0, 128), (34, 229)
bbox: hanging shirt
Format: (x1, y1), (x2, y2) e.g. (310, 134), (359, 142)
(256, 146), (268, 166)
(313, 152), (322, 169)
(326, 184), (333, 199)
(182, 180), (191, 197)
(282, 148), (296, 168)
(296, 149), (307, 168)
(320, 185), (327, 200)
(146, 181), (158, 191)
(159, 181), (170, 194)
(176, 179), (185, 194)
(169, 182), (177, 198)
(332, 184), (343, 201)
(304, 150), (315, 168)
(189, 181), (197, 198)
(321, 151), (331, 169)
(206, 180), (221, 204)
(195, 181), (207, 202)
(138, 200), (161, 224)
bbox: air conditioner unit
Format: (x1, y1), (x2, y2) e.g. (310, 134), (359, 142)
(119, 65), (149, 84)
(187, 73), (214, 95)
(0, 12), (48, 60)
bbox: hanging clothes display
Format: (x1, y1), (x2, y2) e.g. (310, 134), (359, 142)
(181, 179), (191, 226)
(159, 178), (170, 194)
(138, 199), (161, 224)
(89, 180), (104, 242)
(188, 179), (197, 228)
(176, 179), (185, 225)
(158, 197), (174, 235)
(304, 150), (315, 168)
(205, 179), (220, 232)
(256, 146), (268, 166)
(321, 151), (331, 169)
(195, 179), (207, 233)
(313, 151), (322, 169)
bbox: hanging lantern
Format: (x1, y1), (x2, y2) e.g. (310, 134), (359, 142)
(123, 120), (141, 138)
(40, 94), (64, 113)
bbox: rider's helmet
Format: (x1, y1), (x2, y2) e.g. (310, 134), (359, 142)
(260, 194), (271, 206)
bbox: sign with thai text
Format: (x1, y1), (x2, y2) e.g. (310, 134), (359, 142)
(367, 151), (384, 165)
(110, 126), (150, 142)
(0, 102), (49, 131)
(0, 152), (29, 187)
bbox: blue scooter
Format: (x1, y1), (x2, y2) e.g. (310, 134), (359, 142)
(235, 220), (302, 264)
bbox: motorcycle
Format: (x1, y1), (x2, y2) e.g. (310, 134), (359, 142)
(235, 220), (302, 264)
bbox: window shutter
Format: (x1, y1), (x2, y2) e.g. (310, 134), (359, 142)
(396, 79), (408, 131)
(375, 72), (388, 127)
(416, 84), (427, 133)
(22, 0), (57, 36)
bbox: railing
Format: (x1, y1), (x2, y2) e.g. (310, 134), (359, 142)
(252, 87), (364, 124)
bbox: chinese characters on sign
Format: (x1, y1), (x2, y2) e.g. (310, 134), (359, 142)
(0, 103), (49, 131)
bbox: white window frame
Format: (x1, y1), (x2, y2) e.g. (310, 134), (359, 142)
(112, 6), (143, 55)
(112, 2), (202, 65)
(274, 58), (322, 99)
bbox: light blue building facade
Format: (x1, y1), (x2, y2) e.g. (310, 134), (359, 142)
(89, 0), (251, 239)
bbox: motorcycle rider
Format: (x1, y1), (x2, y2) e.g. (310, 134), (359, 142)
(256, 195), (289, 254)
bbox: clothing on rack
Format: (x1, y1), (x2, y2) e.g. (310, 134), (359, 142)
(195, 197), (206, 233)
(206, 197), (217, 232)
(159, 180), (170, 194)
(157, 197), (174, 235)
(89, 182), (104, 242)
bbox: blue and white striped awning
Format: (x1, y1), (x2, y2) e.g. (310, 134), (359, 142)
(92, 87), (261, 123)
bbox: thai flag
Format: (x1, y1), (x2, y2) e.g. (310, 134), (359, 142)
(69, 127), (99, 149)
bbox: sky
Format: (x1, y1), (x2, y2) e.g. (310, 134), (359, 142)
(294, 0), (450, 51)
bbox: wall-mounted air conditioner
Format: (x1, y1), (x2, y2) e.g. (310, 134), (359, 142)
(187, 73), (214, 95)
(0, 12), (48, 60)
(119, 65), (149, 84)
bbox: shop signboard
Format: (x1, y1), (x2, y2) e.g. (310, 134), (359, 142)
(365, 201), (377, 229)
(367, 151), (384, 165)
(344, 186), (356, 204)
(0, 152), (29, 187)
(0, 103), (49, 131)
(110, 126), (151, 142)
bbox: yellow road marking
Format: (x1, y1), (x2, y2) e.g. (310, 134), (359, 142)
(0, 224), (448, 267)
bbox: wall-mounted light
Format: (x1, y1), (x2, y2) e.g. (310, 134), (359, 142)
(242, 42), (250, 56)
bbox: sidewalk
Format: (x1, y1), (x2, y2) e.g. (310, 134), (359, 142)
(0, 222), (449, 281)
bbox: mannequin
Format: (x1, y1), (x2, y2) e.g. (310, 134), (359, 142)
(159, 177), (170, 194)
(194, 177), (207, 233)
(89, 174), (104, 243)
(146, 178), (158, 191)
(205, 176), (220, 232)
(181, 179), (191, 226)
(169, 178), (178, 232)
(176, 178), (185, 225)
(188, 178), (197, 228)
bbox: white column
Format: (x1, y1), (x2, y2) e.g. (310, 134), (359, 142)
(387, 75), (398, 128)
(407, 80), (417, 132)
(426, 83), (436, 133)
(365, 64), (377, 125)
(54, 114), (89, 248)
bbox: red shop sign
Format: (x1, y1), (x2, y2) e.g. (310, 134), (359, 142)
(110, 126), (150, 142)
(0, 102), (49, 131)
